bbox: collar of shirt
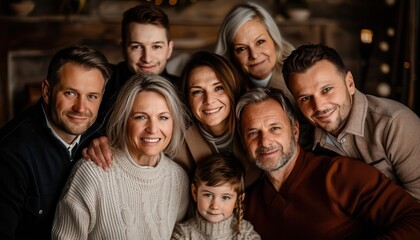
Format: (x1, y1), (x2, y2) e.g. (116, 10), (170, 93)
(42, 104), (81, 154)
(124, 146), (160, 169)
(339, 89), (367, 137)
(250, 72), (272, 88)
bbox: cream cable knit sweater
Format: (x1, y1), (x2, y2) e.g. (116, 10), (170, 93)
(52, 151), (190, 240)
(171, 212), (261, 240)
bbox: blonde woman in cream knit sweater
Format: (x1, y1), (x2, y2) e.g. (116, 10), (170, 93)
(52, 73), (190, 240)
(171, 153), (261, 240)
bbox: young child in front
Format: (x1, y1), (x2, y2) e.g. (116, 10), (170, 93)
(171, 153), (261, 240)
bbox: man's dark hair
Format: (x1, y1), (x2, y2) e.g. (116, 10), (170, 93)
(46, 45), (111, 89)
(121, 4), (171, 46)
(283, 43), (347, 88)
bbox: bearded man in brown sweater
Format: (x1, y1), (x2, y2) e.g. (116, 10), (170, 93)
(236, 87), (420, 240)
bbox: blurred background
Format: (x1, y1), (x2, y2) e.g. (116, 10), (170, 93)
(0, 0), (418, 127)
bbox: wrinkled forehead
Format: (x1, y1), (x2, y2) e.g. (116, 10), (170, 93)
(241, 100), (289, 127)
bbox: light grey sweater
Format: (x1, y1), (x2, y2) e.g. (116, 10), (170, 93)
(52, 151), (190, 240)
(171, 212), (261, 240)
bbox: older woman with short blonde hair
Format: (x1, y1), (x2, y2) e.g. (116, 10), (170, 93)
(52, 73), (190, 240)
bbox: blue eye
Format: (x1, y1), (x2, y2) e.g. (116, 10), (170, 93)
(134, 115), (146, 120)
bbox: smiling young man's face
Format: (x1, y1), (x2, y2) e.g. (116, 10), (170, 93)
(124, 23), (173, 75)
(43, 62), (105, 144)
(288, 60), (355, 137)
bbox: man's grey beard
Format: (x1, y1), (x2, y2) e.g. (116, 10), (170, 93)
(255, 136), (297, 173)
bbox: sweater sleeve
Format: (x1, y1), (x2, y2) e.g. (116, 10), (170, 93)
(0, 149), (29, 239)
(326, 156), (420, 239)
(52, 159), (102, 239)
(172, 162), (190, 223)
(241, 220), (262, 240)
(170, 224), (187, 240)
(382, 107), (420, 201)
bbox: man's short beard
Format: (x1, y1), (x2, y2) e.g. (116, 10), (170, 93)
(255, 136), (297, 173)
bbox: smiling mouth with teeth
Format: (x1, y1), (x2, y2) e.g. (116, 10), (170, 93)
(203, 107), (222, 114)
(142, 138), (160, 143)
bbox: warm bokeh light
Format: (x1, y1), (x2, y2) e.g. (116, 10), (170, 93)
(377, 82), (391, 97)
(387, 27), (395, 37)
(379, 41), (389, 52)
(360, 29), (374, 44)
(380, 63), (390, 74)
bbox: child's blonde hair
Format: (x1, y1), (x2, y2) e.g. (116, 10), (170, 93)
(192, 153), (245, 235)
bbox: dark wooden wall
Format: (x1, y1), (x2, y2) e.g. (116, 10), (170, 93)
(1, 0), (417, 126)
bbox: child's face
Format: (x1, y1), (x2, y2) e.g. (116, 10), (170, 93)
(192, 182), (238, 223)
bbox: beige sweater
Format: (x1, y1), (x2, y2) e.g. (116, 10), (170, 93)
(52, 151), (190, 240)
(171, 212), (261, 240)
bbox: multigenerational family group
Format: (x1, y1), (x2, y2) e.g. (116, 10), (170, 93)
(1, 2), (420, 240)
